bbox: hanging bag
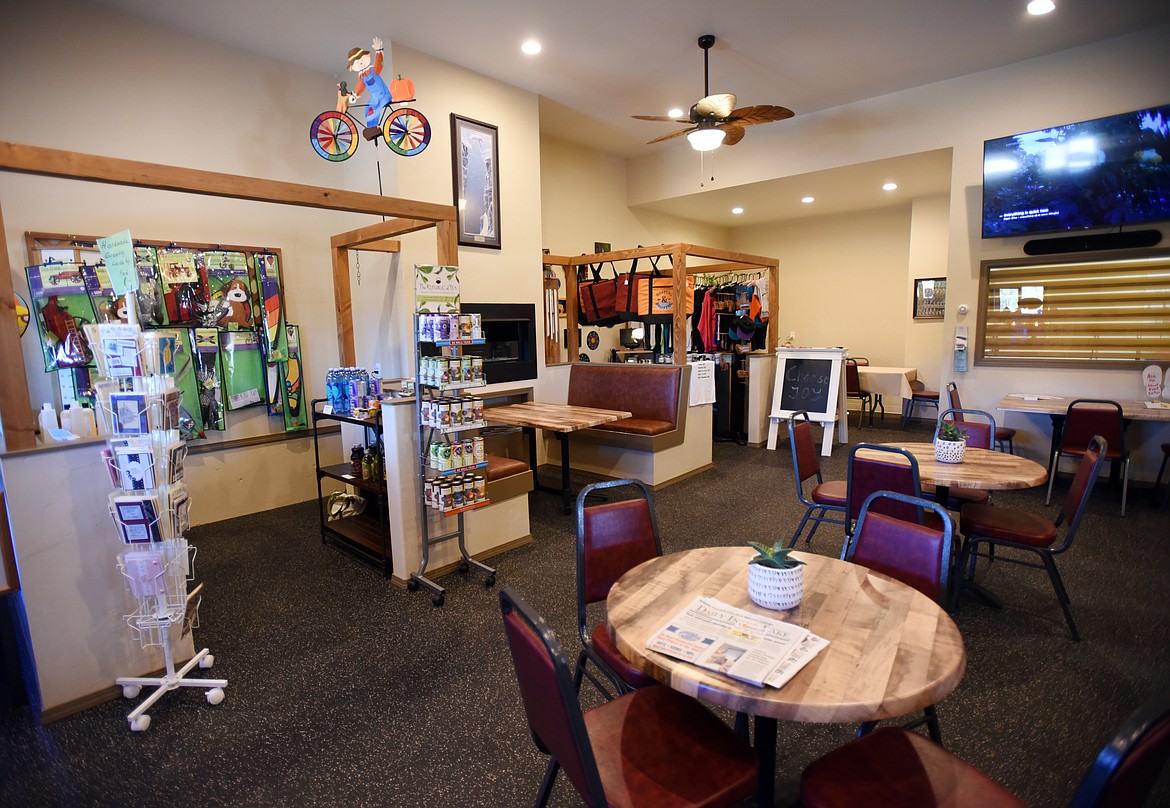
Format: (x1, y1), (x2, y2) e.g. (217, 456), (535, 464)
(577, 263), (622, 327)
(615, 256), (695, 322)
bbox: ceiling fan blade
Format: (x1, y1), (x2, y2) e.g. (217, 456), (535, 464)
(631, 114), (694, 123)
(694, 93), (736, 119)
(646, 127), (696, 145)
(726, 105), (795, 126)
(717, 125), (746, 146)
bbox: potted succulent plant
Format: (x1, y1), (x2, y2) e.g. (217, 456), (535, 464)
(935, 420), (968, 464)
(747, 540), (806, 611)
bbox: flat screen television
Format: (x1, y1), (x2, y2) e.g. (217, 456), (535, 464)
(981, 104), (1170, 238)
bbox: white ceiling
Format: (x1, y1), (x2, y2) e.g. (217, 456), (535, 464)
(94, 0), (1170, 225)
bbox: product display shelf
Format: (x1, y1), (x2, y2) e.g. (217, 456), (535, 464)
(98, 323), (226, 732)
(410, 318), (496, 607)
(311, 399), (392, 576)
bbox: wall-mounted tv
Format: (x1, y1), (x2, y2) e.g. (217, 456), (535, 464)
(981, 104), (1170, 238)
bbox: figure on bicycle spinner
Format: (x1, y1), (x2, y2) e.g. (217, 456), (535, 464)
(309, 37), (430, 162)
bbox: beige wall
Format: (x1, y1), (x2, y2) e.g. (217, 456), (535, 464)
(733, 205), (913, 365)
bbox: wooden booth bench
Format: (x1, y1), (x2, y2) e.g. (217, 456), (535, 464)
(560, 363), (712, 488)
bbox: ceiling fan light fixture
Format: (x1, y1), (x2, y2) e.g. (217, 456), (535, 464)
(688, 128), (725, 151)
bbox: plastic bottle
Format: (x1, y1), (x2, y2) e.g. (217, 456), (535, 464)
(38, 402), (59, 444)
(59, 404), (76, 436)
(77, 404), (98, 437)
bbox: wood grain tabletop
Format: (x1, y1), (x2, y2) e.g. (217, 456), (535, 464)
(867, 441), (1049, 491)
(484, 401), (631, 433)
(607, 547), (966, 724)
(995, 395), (1170, 423)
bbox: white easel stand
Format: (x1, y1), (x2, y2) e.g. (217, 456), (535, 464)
(116, 639), (226, 732)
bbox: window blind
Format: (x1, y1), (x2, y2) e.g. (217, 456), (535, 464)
(978, 252), (1170, 367)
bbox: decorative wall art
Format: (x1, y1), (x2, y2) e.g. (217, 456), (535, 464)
(451, 114), (501, 249)
(308, 37), (430, 162)
(913, 277), (947, 320)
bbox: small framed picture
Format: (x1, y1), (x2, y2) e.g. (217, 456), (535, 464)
(556, 298), (567, 318)
(451, 114), (501, 249)
(594, 242), (611, 254)
(913, 277), (947, 319)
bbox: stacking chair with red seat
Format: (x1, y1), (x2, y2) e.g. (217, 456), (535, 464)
(901, 378), (940, 428)
(499, 586), (759, 808)
(946, 381), (1016, 453)
(845, 490), (955, 741)
(786, 410), (847, 548)
(844, 443), (945, 552)
(844, 358), (874, 427)
(800, 682), (1170, 808)
(1046, 399), (1130, 516)
(574, 479), (662, 698)
(958, 435), (1108, 640)
(850, 356), (885, 420)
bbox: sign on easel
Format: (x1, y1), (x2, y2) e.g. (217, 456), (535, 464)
(766, 347), (848, 456)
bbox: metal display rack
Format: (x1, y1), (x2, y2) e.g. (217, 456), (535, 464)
(93, 322), (227, 731)
(311, 400), (391, 575)
(409, 307), (496, 607)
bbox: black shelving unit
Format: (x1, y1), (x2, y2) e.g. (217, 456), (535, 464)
(311, 399), (391, 576)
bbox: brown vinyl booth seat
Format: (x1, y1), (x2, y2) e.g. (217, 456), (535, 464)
(567, 364), (689, 452)
(484, 454), (533, 503)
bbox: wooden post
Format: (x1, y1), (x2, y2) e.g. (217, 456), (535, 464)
(0, 200), (35, 450)
(436, 220), (459, 267)
(331, 246), (355, 367)
(672, 245), (687, 366)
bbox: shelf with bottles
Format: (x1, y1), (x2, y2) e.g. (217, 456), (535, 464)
(418, 355), (487, 391)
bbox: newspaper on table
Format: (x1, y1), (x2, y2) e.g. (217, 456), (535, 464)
(646, 596), (829, 689)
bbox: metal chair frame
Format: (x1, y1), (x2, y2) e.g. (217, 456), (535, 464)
(1045, 399), (1130, 516)
(574, 479), (662, 699)
(787, 410), (847, 547)
(959, 435), (1108, 641)
(846, 490), (955, 744)
(945, 381), (1015, 453)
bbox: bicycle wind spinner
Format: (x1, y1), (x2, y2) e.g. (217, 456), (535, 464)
(310, 37), (430, 162)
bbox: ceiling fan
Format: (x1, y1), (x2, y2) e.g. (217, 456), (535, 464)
(633, 34), (794, 151)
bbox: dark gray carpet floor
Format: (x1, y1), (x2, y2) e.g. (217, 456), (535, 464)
(2, 417), (1168, 807)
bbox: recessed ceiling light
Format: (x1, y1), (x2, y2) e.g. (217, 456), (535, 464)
(1027, 0), (1055, 15)
(882, 182), (898, 191)
(521, 39), (542, 55)
(731, 207), (744, 215)
(801, 196), (815, 204)
(668, 107), (685, 118)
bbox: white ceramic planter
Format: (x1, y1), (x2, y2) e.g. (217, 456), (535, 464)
(747, 563), (804, 611)
(935, 438), (967, 464)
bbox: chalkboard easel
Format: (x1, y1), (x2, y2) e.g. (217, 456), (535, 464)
(765, 347), (848, 456)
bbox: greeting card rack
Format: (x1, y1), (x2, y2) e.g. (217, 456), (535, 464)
(410, 266), (495, 607)
(91, 320), (227, 731)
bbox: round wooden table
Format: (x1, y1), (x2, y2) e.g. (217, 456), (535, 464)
(870, 441), (1048, 499)
(607, 547), (966, 804)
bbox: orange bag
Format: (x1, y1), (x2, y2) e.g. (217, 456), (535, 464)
(615, 263), (695, 322)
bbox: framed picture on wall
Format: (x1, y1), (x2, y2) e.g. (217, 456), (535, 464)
(913, 277), (946, 319)
(451, 114), (501, 249)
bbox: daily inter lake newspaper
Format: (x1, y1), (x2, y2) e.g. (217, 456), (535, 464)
(645, 596), (829, 688)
